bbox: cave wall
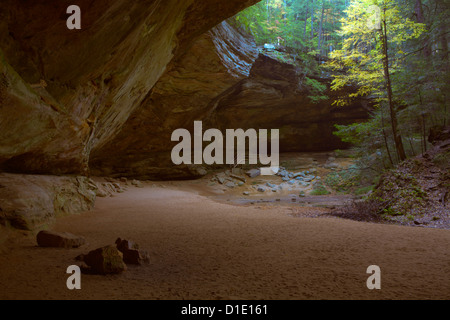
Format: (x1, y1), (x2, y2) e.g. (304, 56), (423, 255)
(89, 20), (259, 179)
(0, 0), (260, 175)
(0, 0), (260, 230)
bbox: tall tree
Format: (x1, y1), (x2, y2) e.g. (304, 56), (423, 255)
(326, 0), (426, 163)
(380, 5), (406, 161)
(310, 0), (315, 40)
(317, 1), (325, 53)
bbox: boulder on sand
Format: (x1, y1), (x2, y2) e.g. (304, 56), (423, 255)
(115, 238), (150, 265)
(83, 245), (127, 274)
(36, 230), (86, 249)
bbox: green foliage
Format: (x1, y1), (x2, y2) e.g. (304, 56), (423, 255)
(324, 0), (449, 185)
(234, 0), (350, 55)
(325, 165), (360, 193)
(235, 0), (449, 201)
(355, 185), (375, 195)
(326, 0), (426, 104)
(310, 182), (331, 195)
(305, 77), (328, 103)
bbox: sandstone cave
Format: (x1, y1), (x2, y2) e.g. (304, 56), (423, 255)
(0, 0), (449, 301)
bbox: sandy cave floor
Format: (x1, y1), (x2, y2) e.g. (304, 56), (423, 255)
(1, 181), (450, 300)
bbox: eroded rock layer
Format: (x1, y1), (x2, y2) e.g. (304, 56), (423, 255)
(0, 173), (96, 230)
(90, 20), (259, 179)
(0, 0), (259, 175)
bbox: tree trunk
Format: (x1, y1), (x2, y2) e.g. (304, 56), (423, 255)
(381, 107), (394, 166)
(418, 89), (427, 154)
(304, 6), (309, 43)
(310, 0), (315, 40)
(381, 13), (407, 162)
(317, 1), (325, 53)
(440, 25), (448, 68)
(414, 0), (432, 57)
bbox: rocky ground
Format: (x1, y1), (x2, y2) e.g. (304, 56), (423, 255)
(330, 129), (450, 230)
(172, 150), (449, 230)
(180, 152), (353, 210)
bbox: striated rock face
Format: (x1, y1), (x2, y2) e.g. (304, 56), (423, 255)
(0, 0), (259, 175)
(0, 173), (96, 230)
(89, 20), (259, 179)
(210, 54), (370, 152)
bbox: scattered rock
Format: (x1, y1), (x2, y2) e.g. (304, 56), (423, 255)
(324, 162), (339, 169)
(120, 177), (128, 184)
(246, 169), (261, 178)
(293, 172), (305, 178)
(83, 245), (127, 275)
(216, 173), (228, 184)
(257, 187), (266, 192)
(243, 191), (250, 196)
(232, 168), (243, 175)
(278, 170), (288, 177)
(87, 179), (98, 191)
(115, 238), (150, 265)
(112, 182), (125, 193)
(230, 174), (247, 183)
(131, 180), (144, 188)
(225, 182), (236, 188)
(37, 230), (86, 249)
(96, 188), (109, 198)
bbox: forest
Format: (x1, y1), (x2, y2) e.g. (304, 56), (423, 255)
(235, 0), (448, 186)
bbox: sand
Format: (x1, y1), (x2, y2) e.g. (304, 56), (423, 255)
(0, 185), (449, 300)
